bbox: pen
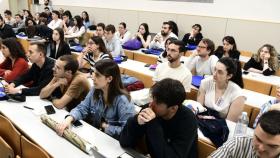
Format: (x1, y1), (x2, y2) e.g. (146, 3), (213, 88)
(23, 106), (34, 110)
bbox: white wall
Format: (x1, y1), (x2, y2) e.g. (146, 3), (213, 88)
(51, 0), (280, 23)
(0, 0), (10, 15)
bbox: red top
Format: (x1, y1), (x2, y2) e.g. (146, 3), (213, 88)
(0, 57), (29, 82)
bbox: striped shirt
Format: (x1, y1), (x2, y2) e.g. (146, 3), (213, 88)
(83, 52), (110, 69)
(210, 136), (258, 158)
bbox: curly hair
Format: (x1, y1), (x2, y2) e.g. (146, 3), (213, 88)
(253, 44), (279, 71)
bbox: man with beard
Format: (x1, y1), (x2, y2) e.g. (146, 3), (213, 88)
(185, 38), (219, 76)
(0, 15), (16, 39)
(149, 21), (178, 50)
(153, 40), (192, 93)
(40, 55), (90, 111)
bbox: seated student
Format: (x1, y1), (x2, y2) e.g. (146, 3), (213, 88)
(40, 55), (90, 111)
(153, 40), (192, 93)
(182, 24), (203, 46)
(0, 38), (29, 82)
(61, 10), (74, 31)
(115, 22), (131, 45)
(197, 57), (245, 122)
(168, 20), (179, 37)
(210, 110), (280, 158)
(157, 37), (177, 64)
(185, 38), (219, 76)
(104, 24), (124, 57)
(23, 9), (33, 21)
(120, 78), (198, 158)
(214, 36), (240, 60)
(0, 15), (16, 39)
(49, 27), (71, 59)
(77, 36), (112, 70)
(81, 11), (91, 29)
(12, 14), (25, 33)
(244, 44), (279, 76)
(132, 23), (151, 49)
(43, 7), (52, 24)
(4, 10), (16, 26)
(5, 42), (55, 96)
(56, 59), (135, 139)
(34, 12), (40, 24)
(93, 22), (105, 39)
(47, 10), (63, 30)
(64, 15), (86, 45)
(149, 21), (178, 50)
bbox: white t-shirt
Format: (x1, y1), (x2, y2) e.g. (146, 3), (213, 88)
(149, 32), (178, 50)
(200, 77), (244, 118)
(47, 19), (63, 30)
(185, 55), (218, 76)
(153, 62), (192, 92)
(115, 31), (132, 45)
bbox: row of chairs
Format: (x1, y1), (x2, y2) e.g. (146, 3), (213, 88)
(0, 114), (50, 158)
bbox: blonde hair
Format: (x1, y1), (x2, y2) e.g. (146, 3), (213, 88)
(253, 44), (279, 71)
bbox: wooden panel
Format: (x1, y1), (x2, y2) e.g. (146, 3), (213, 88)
(270, 85), (277, 97)
(198, 139), (216, 158)
(249, 108), (260, 128)
(124, 50), (134, 60)
(134, 53), (157, 65)
(243, 104), (253, 121)
(240, 50), (253, 57)
(187, 88), (198, 100)
(124, 69), (153, 88)
(21, 136), (50, 158)
(17, 38), (29, 54)
(243, 78), (272, 95)
(0, 136), (14, 158)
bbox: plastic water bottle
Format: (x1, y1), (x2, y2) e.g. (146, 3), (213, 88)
(234, 112), (249, 136)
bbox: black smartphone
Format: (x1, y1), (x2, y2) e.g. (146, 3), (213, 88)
(243, 71), (249, 74)
(44, 105), (56, 115)
(73, 120), (83, 127)
(144, 64), (151, 67)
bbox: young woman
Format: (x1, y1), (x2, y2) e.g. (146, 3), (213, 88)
(49, 27), (71, 59)
(133, 23), (151, 49)
(182, 24), (203, 46)
(214, 36), (240, 60)
(56, 59), (135, 139)
(65, 15), (86, 44)
(197, 57), (245, 122)
(23, 9), (33, 21)
(0, 38), (29, 82)
(78, 36), (112, 70)
(244, 44), (279, 76)
(157, 37), (177, 64)
(81, 11), (91, 28)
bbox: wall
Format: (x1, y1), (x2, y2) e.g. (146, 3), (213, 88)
(0, 0), (10, 15)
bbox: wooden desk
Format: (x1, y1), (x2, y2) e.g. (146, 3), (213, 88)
(17, 37), (30, 54)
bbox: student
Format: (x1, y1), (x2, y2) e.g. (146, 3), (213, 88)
(0, 15), (16, 39)
(184, 38), (219, 76)
(23, 9), (33, 21)
(153, 40), (192, 93)
(0, 38), (29, 82)
(78, 36), (112, 70)
(149, 22), (178, 50)
(49, 28), (71, 59)
(44, 0), (53, 11)
(244, 44), (279, 76)
(168, 20), (179, 37)
(47, 10), (63, 30)
(214, 36), (240, 60)
(182, 24), (203, 46)
(34, 12), (40, 24)
(12, 14), (25, 33)
(115, 22), (131, 45)
(210, 110), (280, 158)
(81, 11), (91, 29)
(56, 59), (135, 139)
(5, 42), (55, 96)
(157, 37), (177, 64)
(197, 57), (245, 122)
(120, 78), (198, 158)
(4, 10), (16, 26)
(104, 24), (124, 57)
(61, 10), (74, 31)
(40, 55), (90, 111)
(65, 15), (86, 45)
(93, 23), (105, 39)
(44, 7), (52, 23)
(133, 23), (151, 49)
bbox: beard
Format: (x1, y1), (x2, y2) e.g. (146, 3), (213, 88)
(161, 31), (168, 37)
(167, 55), (176, 63)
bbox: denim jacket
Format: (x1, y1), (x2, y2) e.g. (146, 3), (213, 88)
(70, 88), (135, 138)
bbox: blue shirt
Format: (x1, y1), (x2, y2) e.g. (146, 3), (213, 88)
(70, 88), (135, 138)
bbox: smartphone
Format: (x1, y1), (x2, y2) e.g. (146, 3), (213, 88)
(144, 64), (151, 67)
(73, 120), (83, 127)
(117, 152), (134, 158)
(243, 71), (249, 74)
(44, 105), (56, 115)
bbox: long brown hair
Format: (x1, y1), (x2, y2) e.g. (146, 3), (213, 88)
(253, 44), (279, 71)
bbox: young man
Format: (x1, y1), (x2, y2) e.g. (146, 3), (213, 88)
(185, 38), (219, 76)
(120, 78), (197, 158)
(153, 40), (192, 93)
(62, 11), (74, 31)
(47, 10), (62, 30)
(5, 42), (54, 96)
(0, 15), (16, 39)
(210, 110), (280, 158)
(40, 55), (90, 111)
(4, 10), (16, 26)
(12, 14), (25, 33)
(115, 22), (131, 45)
(104, 24), (124, 57)
(149, 21), (178, 50)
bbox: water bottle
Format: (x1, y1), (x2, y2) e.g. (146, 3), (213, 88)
(234, 112), (249, 136)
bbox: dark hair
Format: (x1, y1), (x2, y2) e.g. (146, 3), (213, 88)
(192, 24), (202, 32)
(137, 23), (150, 41)
(29, 42), (47, 56)
(97, 23), (105, 30)
(0, 15), (3, 22)
(119, 22), (126, 29)
(15, 14), (23, 20)
(223, 36), (237, 51)
(39, 12), (48, 19)
(52, 10), (60, 18)
(93, 59), (130, 105)
(105, 24), (116, 34)
(82, 11), (89, 22)
(218, 57), (244, 88)
(25, 17), (37, 26)
(151, 78), (185, 108)
(258, 110), (280, 135)
(44, 7), (50, 11)
(169, 40), (186, 53)
(23, 10), (33, 19)
(201, 38), (215, 55)
(163, 22), (171, 30)
(73, 15), (84, 29)
(4, 10), (12, 16)
(162, 37), (177, 58)
(90, 36), (110, 57)
(1, 38), (27, 61)
(59, 55), (79, 74)
(53, 27), (64, 42)
(62, 10), (72, 19)
(168, 21), (178, 36)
